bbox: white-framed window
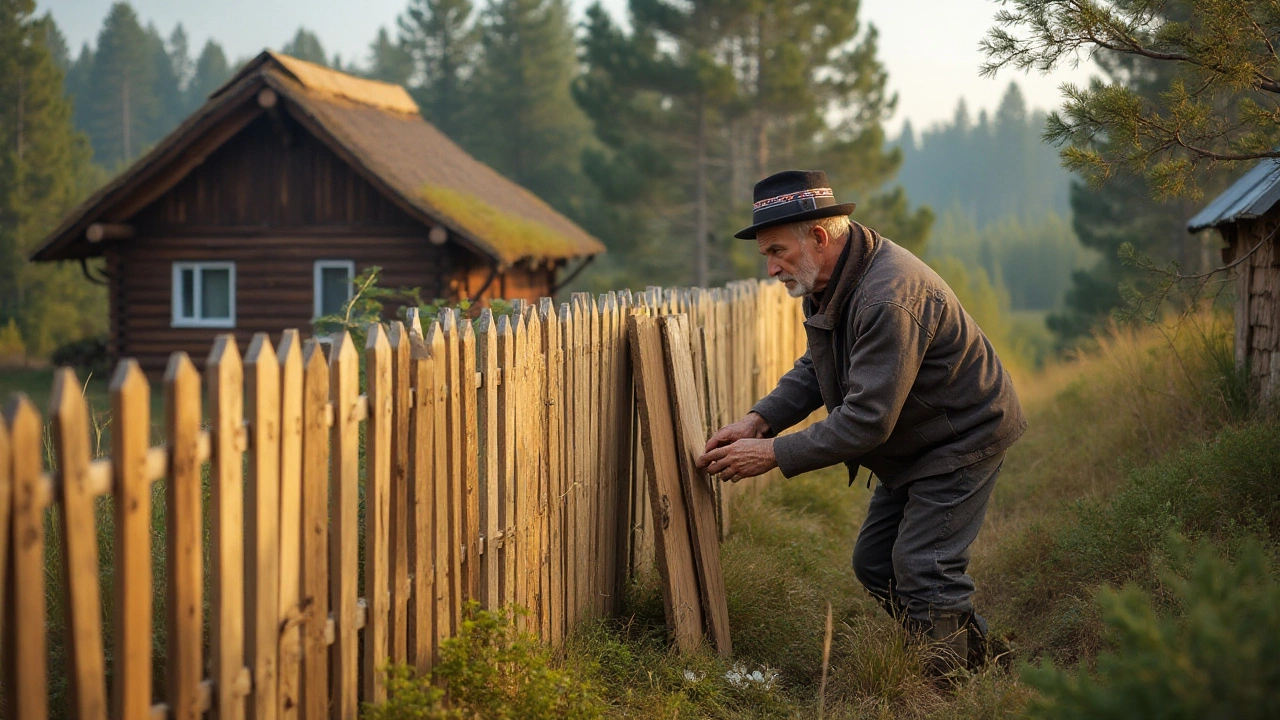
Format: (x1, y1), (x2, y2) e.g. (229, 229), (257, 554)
(314, 260), (355, 319)
(172, 262), (236, 328)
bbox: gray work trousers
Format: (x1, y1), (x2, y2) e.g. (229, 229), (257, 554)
(851, 451), (1004, 623)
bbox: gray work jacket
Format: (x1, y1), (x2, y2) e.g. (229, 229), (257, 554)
(751, 222), (1026, 489)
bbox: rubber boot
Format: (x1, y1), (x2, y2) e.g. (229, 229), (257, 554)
(924, 610), (968, 677)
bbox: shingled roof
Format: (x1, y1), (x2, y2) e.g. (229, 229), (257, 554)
(32, 51), (605, 267)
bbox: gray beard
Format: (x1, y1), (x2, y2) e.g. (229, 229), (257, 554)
(780, 251), (820, 298)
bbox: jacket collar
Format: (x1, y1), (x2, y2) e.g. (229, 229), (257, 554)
(804, 221), (879, 331)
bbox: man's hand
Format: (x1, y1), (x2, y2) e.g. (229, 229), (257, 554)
(704, 412), (771, 454)
(697, 438), (777, 483)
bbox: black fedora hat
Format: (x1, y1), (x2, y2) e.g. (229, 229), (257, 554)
(735, 170), (856, 239)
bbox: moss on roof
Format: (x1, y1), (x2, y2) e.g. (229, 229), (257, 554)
(420, 184), (583, 264)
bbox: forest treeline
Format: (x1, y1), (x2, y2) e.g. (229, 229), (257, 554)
(1, 0), (1221, 364)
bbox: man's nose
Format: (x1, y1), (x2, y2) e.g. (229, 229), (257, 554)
(767, 261), (782, 277)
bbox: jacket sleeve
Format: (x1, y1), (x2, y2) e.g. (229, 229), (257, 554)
(749, 347), (824, 435)
(772, 301), (932, 477)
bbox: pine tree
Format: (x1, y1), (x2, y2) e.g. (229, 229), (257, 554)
(398, 0), (477, 141)
(84, 2), (157, 167)
(282, 27), (328, 66)
(367, 26), (414, 85)
(468, 0), (592, 217)
(146, 21), (183, 143)
(0, 2), (103, 355)
(186, 39), (230, 108)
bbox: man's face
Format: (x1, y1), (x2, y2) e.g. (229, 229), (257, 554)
(757, 224), (821, 298)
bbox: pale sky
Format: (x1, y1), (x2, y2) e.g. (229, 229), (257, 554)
(40, 0), (1097, 132)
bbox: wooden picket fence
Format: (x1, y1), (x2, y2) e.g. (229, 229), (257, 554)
(0, 279), (807, 720)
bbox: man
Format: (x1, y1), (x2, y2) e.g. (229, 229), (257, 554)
(697, 170), (1026, 670)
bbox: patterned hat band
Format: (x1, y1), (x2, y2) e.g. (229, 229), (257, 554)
(752, 187), (835, 211)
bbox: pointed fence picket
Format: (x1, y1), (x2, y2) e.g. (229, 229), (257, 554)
(2, 278), (808, 719)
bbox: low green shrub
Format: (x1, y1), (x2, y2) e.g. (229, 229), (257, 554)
(49, 335), (109, 377)
(1024, 539), (1280, 719)
(366, 603), (602, 719)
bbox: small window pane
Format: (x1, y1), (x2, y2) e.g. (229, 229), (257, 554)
(180, 268), (195, 318)
(202, 268), (231, 319)
(320, 266), (351, 316)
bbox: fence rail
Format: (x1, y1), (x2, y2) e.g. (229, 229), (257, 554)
(0, 279), (807, 720)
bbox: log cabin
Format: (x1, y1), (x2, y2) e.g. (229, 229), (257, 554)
(31, 51), (605, 375)
(1188, 158), (1280, 400)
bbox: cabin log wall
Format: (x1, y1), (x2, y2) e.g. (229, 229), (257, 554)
(1227, 218), (1280, 400)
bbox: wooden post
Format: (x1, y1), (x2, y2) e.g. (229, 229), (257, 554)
(209, 337), (247, 720)
(388, 323), (412, 664)
(541, 299), (564, 644)
(526, 308), (546, 637)
(276, 331), (304, 720)
(408, 330), (437, 672)
(497, 315), (517, 609)
(246, 334), (281, 720)
(460, 316), (481, 606)
(51, 369), (108, 720)
(299, 341), (330, 720)
(0, 411), (9, 720)
(6, 396), (47, 718)
(559, 302), (576, 630)
(110, 361), (153, 719)
(364, 324), (392, 704)
(164, 355), (204, 720)
(440, 311), (464, 626)
(477, 310), (500, 609)
(426, 320), (454, 646)
(510, 312), (529, 624)
(329, 331), (360, 720)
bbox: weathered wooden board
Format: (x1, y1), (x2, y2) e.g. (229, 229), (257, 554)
(660, 315), (732, 658)
(6, 396), (47, 719)
(276, 331), (303, 720)
(329, 332), (360, 720)
(51, 369), (109, 720)
(364, 325), (392, 704)
(209, 337), (247, 720)
(246, 334), (282, 720)
(388, 322), (412, 664)
(627, 315), (704, 652)
(299, 340), (330, 720)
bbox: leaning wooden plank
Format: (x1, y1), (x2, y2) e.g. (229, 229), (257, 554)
(329, 331), (361, 720)
(246, 334), (281, 720)
(627, 316), (705, 652)
(408, 333), (436, 672)
(364, 324), (393, 704)
(209, 338), (247, 720)
(298, 341), (330, 719)
(51, 369), (109, 720)
(388, 322), (412, 664)
(559, 302), (576, 631)
(164, 355), (204, 720)
(661, 316), (732, 657)
(477, 310), (500, 609)
(523, 308), (545, 635)
(6, 396), (47, 718)
(460, 316), (481, 605)
(509, 311), (530, 625)
(540, 298), (564, 645)
(112, 361), (154, 719)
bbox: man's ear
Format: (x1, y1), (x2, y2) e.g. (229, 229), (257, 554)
(812, 225), (830, 252)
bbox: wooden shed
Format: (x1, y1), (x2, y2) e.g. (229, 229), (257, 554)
(1188, 158), (1280, 400)
(31, 51), (604, 375)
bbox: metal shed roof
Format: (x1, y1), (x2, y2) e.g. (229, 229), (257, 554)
(1187, 158), (1280, 232)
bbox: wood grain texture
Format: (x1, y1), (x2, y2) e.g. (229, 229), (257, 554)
(627, 315), (704, 652)
(111, 361), (154, 720)
(661, 315), (732, 657)
(6, 396), (48, 719)
(408, 330), (437, 672)
(246, 333), (282, 720)
(426, 321), (454, 650)
(51, 369), (109, 720)
(540, 299), (564, 645)
(477, 311), (500, 609)
(0, 409), (10, 720)
(388, 322), (412, 664)
(460, 316), (481, 605)
(329, 331), (361, 720)
(209, 337), (247, 720)
(441, 311), (464, 627)
(299, 340), (330, 720)
(276, 331), (304, 720)
(364, 324), (393, 704)
(497, 315), (517, 610)
(164, 355), (204, 720)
